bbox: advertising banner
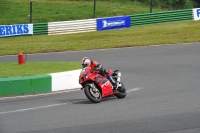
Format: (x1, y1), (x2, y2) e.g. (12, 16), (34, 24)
(97, 16), (130, 31)
(193, 8), (200, 21)
(0, 24), (33, 37)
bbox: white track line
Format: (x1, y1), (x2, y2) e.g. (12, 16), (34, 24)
(0, 103), (67, 115)
(127, 88), (141, 93)
(0, 89), (80, 101)
(0, 87), (141, 115)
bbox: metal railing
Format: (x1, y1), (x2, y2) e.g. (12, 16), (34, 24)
(130, 9), (192, 26)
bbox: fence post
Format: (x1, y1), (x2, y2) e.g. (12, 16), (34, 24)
(150, 0), (153, 13)
(93, 0), (96, 18)
(30, 1), (32, 23)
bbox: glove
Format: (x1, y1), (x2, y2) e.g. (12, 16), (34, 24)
(95, 68), (100, 71)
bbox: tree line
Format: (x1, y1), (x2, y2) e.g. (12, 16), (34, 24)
(137, 0), (200, 9)
(100, 0), (200, 9)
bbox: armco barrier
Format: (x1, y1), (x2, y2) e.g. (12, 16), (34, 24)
(0, 70), (81, 97)
(0, 8), (196, 37)
(33, 23), (48, 35)
(130, 9), (192, 26)
(48, 19), (96, 35)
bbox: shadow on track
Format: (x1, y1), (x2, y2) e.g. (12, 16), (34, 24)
(58, 97), (118, 104)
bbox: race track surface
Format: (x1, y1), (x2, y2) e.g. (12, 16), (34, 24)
(0, 43), (200, 133)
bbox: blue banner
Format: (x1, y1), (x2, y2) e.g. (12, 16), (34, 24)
(97, 16), (130, 31)
(0, 24), (33, 37)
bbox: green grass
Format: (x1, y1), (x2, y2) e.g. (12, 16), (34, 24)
(0, 1), (197, 80)
(0, 62), (81, 78)
(1, 20), (200, 56)
(1, 20), (200, 78)
(0, 0), (169, 25)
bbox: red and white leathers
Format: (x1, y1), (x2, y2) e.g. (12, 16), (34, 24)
(81, 57), (117, 89)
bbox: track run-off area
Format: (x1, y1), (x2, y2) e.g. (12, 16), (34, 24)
(0, 43), (200, 133)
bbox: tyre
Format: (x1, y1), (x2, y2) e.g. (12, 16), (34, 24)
(84, 85), (102, 103)
(114, 83), (127, 99)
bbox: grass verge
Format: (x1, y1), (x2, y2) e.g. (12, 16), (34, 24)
(0, 62), (81, 78)
(0, 20), (200, 56)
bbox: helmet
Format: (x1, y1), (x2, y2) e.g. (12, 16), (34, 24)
(81, 57), (91, 68)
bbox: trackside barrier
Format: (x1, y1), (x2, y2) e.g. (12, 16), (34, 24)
(0, 8), (197, 37)
(50, 69), (81, 91)
(0, 24), (33, 37)
(0, 75), (51, 97)
(48, 19), (96, 35)
(193, 8), (200, 20)
(33, 23), (48, 35)
(130, 9), (192, 26)
(0, 70), (81, 97)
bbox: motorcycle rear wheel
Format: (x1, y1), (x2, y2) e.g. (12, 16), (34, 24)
(84, 85), (102, 103)
(114, 83), (127, 99)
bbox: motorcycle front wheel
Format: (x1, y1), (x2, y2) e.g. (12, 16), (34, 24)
(114, 83), (127, 99)
(84, 85), (102, 103)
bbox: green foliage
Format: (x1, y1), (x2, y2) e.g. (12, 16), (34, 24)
(0, 0), (8, 14)
(192, 0), (200, 7)
(0, 0), (194, 25)
(138, 0), (193, 9)
(1, 0), (152, 25)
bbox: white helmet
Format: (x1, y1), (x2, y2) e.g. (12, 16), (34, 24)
(81, 57), (91, 68)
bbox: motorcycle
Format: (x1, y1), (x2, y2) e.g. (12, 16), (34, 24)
(79, 67), (127, 103)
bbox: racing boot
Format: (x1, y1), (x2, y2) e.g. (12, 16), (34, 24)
(107, 75), (118, 90)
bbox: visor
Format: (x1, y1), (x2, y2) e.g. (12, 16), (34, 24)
(82, 64), (88, 68)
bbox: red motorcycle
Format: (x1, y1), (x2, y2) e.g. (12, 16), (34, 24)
(79, 67), (127, 103)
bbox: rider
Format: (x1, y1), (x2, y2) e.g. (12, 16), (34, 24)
(81, 57), (118, 89)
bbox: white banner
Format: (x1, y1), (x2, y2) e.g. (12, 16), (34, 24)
(0, 24), (33, 37)
(193, 8), (200, 21)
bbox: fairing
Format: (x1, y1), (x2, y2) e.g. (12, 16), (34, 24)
(79, 67), (115, 98)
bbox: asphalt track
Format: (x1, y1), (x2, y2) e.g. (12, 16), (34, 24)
(0, 43), (200, 133)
